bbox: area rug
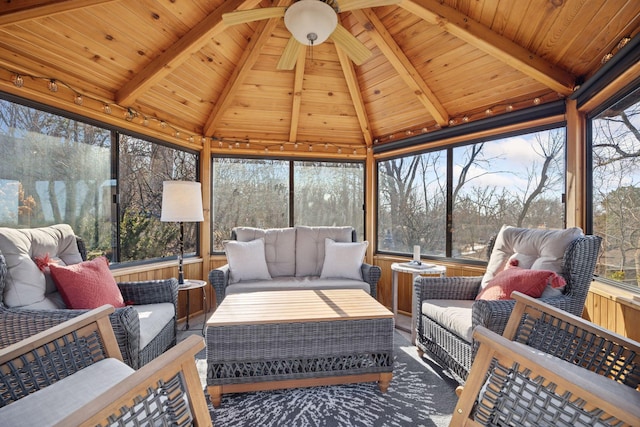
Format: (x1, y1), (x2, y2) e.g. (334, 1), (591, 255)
(192, 331), (458, 427)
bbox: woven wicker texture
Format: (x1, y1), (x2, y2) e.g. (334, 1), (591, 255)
(515, 311), (640, 390)
(0, 329), (107, 407)
(98, 372), (194, 427)
(472, 360), (627, 426)
(207, 318), (394, 386)
(415, 234), (602, 383)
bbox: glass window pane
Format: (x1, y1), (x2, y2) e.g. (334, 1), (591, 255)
(294, 161), (364, 240)
(377, 152), (447, 256)
(452, 128), (566, 261)
(211, 158), (289, 251)
(592, 88), (640, 288)
(118, 135), (197, 263)
(0, 100), (111, 258)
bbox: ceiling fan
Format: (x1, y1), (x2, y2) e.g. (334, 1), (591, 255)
(222, 0), (401, 70)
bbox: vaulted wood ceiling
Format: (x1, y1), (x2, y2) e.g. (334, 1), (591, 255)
(0, 0), (639, 154)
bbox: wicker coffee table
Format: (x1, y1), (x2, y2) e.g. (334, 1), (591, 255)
(206, 289), (394, 407)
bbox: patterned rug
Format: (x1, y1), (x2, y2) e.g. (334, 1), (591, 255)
(192, 331), (458, 427)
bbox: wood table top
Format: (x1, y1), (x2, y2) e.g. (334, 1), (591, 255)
(207, 289), (392, 326)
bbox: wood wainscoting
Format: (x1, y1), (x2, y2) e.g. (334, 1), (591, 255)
(584, 282), (640, 343)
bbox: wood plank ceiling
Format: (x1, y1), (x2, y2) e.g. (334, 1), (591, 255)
(0, 0), (639, 154)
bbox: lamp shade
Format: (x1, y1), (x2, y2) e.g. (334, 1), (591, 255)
(160, 181), (204, 222)
(284, 0), (337, 46)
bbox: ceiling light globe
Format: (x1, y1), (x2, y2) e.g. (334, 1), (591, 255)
(284, 0), (338, 46)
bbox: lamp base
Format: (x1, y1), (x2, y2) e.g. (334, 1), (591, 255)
(178, 221), (185, 285)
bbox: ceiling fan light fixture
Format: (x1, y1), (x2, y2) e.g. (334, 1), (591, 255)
(284, 0), (338, 46)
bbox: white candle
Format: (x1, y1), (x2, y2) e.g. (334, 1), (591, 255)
(413, 245), (420, 262)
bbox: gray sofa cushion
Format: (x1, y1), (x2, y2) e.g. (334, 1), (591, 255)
(234, 227), (296, 277)
(226, 276), (370, 295)
(295, 226), (353, 277)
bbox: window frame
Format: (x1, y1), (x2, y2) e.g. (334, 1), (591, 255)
(586, 77), (640, 292)
(0, 91), (201, 268)
(375, 121), (568, 265)
(210, 154), (367, 254)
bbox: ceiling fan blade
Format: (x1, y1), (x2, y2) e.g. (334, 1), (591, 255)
(337, 0), (401, 12)
(277, 36), (302, 70)
(222, 7), (286, 26)
(329, 24), (372, 65)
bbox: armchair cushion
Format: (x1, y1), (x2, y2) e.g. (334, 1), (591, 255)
(49, 256), (125, 309)
(132, 303), (175, 350)
(320, 238), (368, 281)
(481, 225), (583, 288)
(224, 238), (272, 284)
(0, 358), (134, 426)
(0, 224), (82, 307)
(421, 299), (474, 342)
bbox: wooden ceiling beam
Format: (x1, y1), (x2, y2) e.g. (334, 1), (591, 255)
(0, 0), (119, 26)
(336, 42), (373, 146)
(289, 45), (307, 143)
(115, 0), (262, 106)
(400, 0), (576, 95)
(350, 8), (449, 127)
(204, 1), (290, 136)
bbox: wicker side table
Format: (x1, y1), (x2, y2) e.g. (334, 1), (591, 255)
(206, 289), (394, 407)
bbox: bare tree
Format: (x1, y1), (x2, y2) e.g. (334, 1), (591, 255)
(592, 102), (640, 285)
(516, 131), (564, 227)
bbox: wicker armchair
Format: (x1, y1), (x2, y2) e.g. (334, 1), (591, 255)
(503, 291), (640, 390)
(450, 326), (640, 426)
(0, 305), (211, 427)
(414, 227), (602, 383)
(0, 225), (179, 369)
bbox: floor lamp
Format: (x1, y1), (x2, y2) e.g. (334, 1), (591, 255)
(161, 181), (204, 285)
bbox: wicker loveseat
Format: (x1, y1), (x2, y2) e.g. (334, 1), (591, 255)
(0, 224), (178, 369)
(414, 226), (602, 383)
(210, 225), (381, 306)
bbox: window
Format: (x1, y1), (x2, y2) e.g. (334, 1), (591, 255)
(294, 161), (364, 233)
(212, 158), (289, 250)
(452, 129), (566, 260)
(377, 126), (566, 260)
(0, 97), (199, 265)
(118, 135), (198, 263)
(0, 99), (111, 254)
(377, 151), (447, 256)
(590, 84), (640, 289)
(211, 157), (365, 251)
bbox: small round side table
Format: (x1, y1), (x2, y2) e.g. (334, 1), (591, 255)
(178, 279), (208, 333)
(391, 262), (446, 344)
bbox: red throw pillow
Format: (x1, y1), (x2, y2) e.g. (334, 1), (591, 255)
(49, 256), (125, 309)
(476, 267), (566, 301)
